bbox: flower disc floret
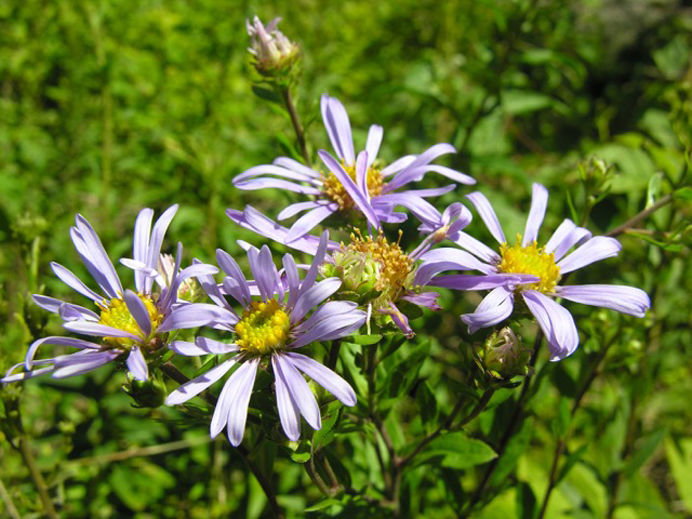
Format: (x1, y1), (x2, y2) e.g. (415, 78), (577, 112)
(235, 299), (291, 355)
(344, 232), (413, 304)
(97, 294), (162, 349)
(321, 163), (384, 211)
(498, 234), (561, 293)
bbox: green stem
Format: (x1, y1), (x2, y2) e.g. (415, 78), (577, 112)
(606, 194), (673, 237)
(280, 87), (310, 165)
(0, 475), (20, 519)
(18, 436), (58, 519)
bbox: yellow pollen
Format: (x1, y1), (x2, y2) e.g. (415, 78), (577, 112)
(321, 162), (384, 211)
(235, 299), (291, 355)
(498, 234), (561, 293)
(345, 231), (413, 303)
(97, 294), (163, 349)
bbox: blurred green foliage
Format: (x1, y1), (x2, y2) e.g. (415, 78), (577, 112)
(0, 0), (690, 517)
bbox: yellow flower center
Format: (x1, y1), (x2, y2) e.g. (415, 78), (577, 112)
(498, 234), (561, 293)
(321, 162), (384, 211)
(344, 232), (413, 305)
(235, 299), (291, 355)
(97, 294), (163, 349)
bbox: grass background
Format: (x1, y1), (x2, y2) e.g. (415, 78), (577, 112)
(0, 0), (690, 517)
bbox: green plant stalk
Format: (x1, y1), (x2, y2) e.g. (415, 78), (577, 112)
(280, 86), (310, 165)
(17, 436), (58, 519)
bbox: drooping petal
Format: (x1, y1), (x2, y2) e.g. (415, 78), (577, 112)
(25, 336), (101, 370)
(272, 354), (321, 430)
(522, 183), (549, 246)
(126, 347), (149, 381)
(557, 285), (650, 317)
(522, 290), (579, 361)
(273, 355), (302, 441)
(465, 192), (506, 244)
(381, 303), (415, 338)
(52, 350), (120, 378)
(557, 236), (622, 274)
(285, 352), (357, 406)
(225, 358), (260, 446)
(460, 286), (515, 333)
(400, 291), (441, 310)
(166, 358), (237, 405)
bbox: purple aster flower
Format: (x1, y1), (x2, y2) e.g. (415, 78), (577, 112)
(2, 206), (217, 383)
(233, 95), (475, 241)
(427, 183), (651, 360)
(229, 204), (481, 338)
(164, 233), (366, 446)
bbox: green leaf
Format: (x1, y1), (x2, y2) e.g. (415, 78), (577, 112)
(674, 187), (692, 201)
(516, 481), (537, 519)
(348, 334), (383, 346)
(416, 432), (497, 470)
(665, 437), (692, 512)
(624, 428), (665, 476)
(304, 498), (343, 513)
(502, 90), (554, 115)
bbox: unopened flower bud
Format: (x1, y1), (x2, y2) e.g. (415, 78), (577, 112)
(158, 254), (203, 302)
(246, 16), (300, 76)
(124, 378), (167, 408)
(482, 327), (530, 378)
(322, 249), (382, 303)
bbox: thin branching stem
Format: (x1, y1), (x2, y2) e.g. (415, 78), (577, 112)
(280, 86), (310, 165)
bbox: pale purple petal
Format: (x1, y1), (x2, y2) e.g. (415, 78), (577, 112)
(290, 302), (365, 348)
(407, 164), (475, 185)
(234, 164), (320, 184)
(557, 236), (622, 274)
(465, 192), (506, 244)
(278, 201), (323, 221)
(63, 321), (141, 341)
(557, 285), (650, 317)
(453, 231), (501, 263)
(123, 290), (152, 336)
(430, 273), (538, 291)
(166, 358), (237, 405)
(216, 249), (251, 306)
(365, 125), (383, 167)
(234, 177), (322, 195)
(273, 354), (321, 430)
(158, 303), (237, 333)
(25, 336), (101, 369)
(133, 208), (154, 291)
(285, 352), (357, 406)
(170, 338), (239, 356)
(547, 224), (593, 261)
(461, 286), (515, 333)
(225, 358), (260, 446)
(248, 246), (279, 300)
(321, 95), (355, 165)
(384, 143), (457, 192)
(50, 262), (103, 302)
(32, 295), (99, 321)
(2, 363), (55, 383)
(522, 290), (579, 361)
(273, 356), (302, 440)
(126, 347), (149, 381)
(318, 150), (380, 229)
(285, 205), (337, 243)
(381, 303), (414, 338)
(375, 193), (441, 225)
(381, 155), (416, 177)
(522, 183), (549, 245)
(300, 231), (329, 295)
(273, 157), (321, 178)
(71, 216), (123, 298)
(400, 291), (441, 310)
(283, 254), (301, 309)
(290, 278), (341, 324)
(52, 350), (120, 378)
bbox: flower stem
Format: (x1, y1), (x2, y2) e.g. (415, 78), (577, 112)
(0, 475), (20, 519)
(606, 194), (673, 237)
(280, 86), (310, 165)
(18, 436), (58, 519)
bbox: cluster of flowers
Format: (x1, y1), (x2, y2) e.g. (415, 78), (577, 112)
(2, 21), (650, 446)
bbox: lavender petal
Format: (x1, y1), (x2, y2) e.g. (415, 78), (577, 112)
(285, 352), (357, 406)
(166, 358), (237, 405)
(522, 290), (579, 361)
(522, 183), (549, 245)
(557, 284), (650, 317)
